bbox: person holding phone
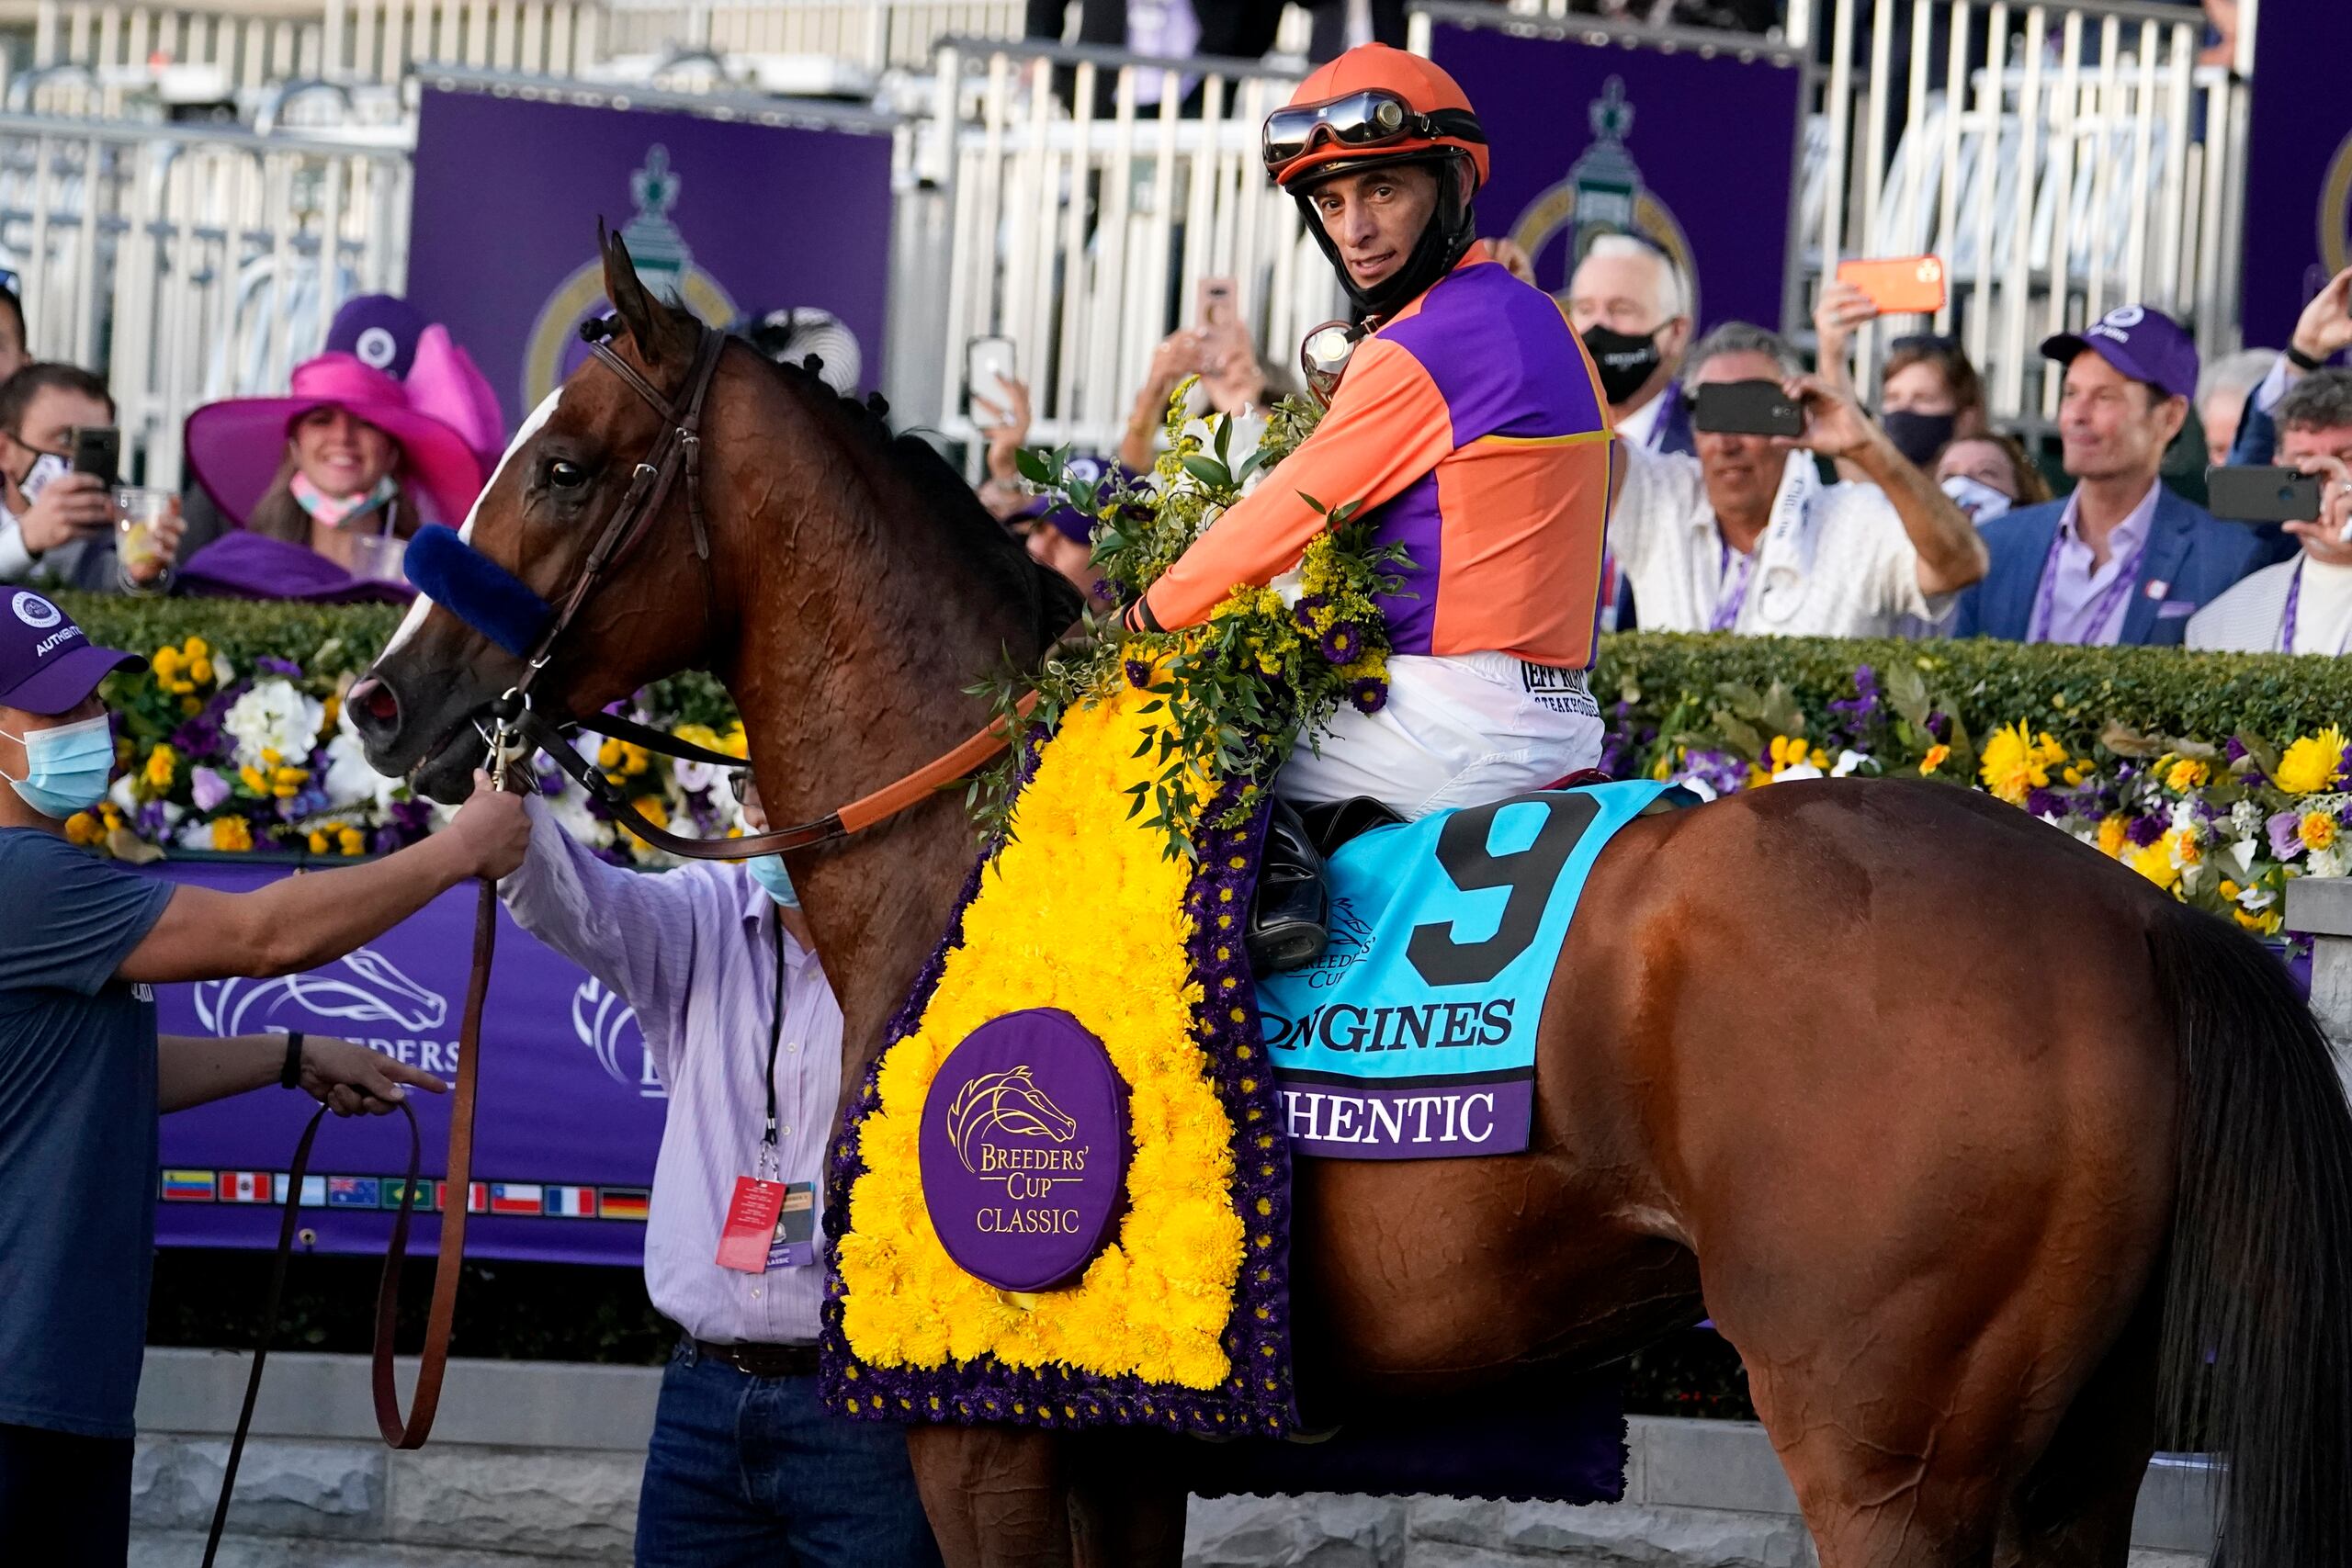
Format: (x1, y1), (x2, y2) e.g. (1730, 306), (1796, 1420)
(1952, 305), (2265, 646)
(2219, 265), (2352, 473)
(1815, 276), (1989, 468)
(1605, 321), (1986, 637)
(2189, 371), (2352, 653)
(0, 365), (181, 595)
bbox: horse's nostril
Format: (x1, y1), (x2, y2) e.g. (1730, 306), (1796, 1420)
(349, 677), (401, 731)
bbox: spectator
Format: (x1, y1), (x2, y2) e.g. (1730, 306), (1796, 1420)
(179, 354), (485, 600)
(0, 591), (528, 1562)
(1606, 321), (1986, 637)
(1117, 322), (1268, 473)
(498, 770), (941, 1567)
(1815, 284), (1990, 468)
(0, 365), (181, 594)
(0, 280), (29, 384)
(1021, 453), (1119, 608)
(1488, 236), (1537, 288)
(1564, 234), (1694, 456)
(972, 375), (1035, 522)
(2189, 370), (2352, 653)
(2199, 347), (2278, 468)
(2222, 266), (2352, 468)
(1936, 432), (2052, 525)
(1953, 305), (2264, 645)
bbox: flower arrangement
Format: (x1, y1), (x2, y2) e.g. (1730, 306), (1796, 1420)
(975, 380), (1406, 858)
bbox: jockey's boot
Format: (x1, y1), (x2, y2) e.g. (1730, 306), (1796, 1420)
(1249, 799), (1329, 973)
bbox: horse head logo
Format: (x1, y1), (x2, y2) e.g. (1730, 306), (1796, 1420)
(944, 1066), (1080, 1173)
(194, 946), (448, 1036)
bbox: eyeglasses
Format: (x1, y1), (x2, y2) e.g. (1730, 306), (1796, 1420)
(1888, 333), (1962, 355)
(1299, 320), (1365, 408)
(1261, 90), (1484, 176)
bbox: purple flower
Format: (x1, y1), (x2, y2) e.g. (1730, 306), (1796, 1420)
(2270, 811), (2307, 861)
(190, 766), (230, 810)
(254, 655), (302, 678)
(1827, 664), (1882, 727)
(1292, 594), (1330, 634)
(2127, 814), (2165, 847)
(1674, 748), (1749, 798)
(1346, 678), (1386, 715)
(2337, 744), (2352, 789)
(1318, 621), (1365, 664)
(1123, 658), (1153, 690)
(2025, 787), (2067, 820)
(1926, 710), (1951, 742)
(2225, 736), (2249, 764)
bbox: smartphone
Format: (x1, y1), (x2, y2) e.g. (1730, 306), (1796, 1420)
(1837, 255), (1947, 316)
(2207, 465), (2323, 524)
(1690, 381), (1804, 438)
(965, 337), (1016, 429)
(69, 425), (119, 488)
(1196, 276), (1238, 332)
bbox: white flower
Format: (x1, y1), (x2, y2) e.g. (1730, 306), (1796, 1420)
(2239, 883), (2278, 910)
(673, 758), (722, 797)
(221, 679), (324, 771)
(2167, 795), (2203, 836)
(320, 729), (396, 812)
(175, 818), (216, 852)
(108, 773), (139, 815)
(1829, 749), (1873, 778)
(2231, 799), (2264, 838)
(547, 784), (607, 849)
(1774, 761), (1824, 783)
(2312, 845), (2347, 879)
(1673, 776), (1719, 803)
(2224, 839), (2257, 877)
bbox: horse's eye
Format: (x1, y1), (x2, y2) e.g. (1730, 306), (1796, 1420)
(548, 459), (587, 491)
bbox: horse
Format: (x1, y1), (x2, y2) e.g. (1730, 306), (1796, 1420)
(347, 234), (2352, 1568)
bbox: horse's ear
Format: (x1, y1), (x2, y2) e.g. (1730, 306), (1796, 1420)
(599, 223), (695, 368)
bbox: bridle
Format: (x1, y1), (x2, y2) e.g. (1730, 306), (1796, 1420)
(206, 316), (1035, 1560)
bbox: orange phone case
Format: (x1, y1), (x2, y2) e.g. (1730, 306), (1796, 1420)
(1837, 255), (1947, 315)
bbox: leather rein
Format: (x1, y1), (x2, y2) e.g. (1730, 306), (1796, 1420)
(205, 320), (1032, 1560)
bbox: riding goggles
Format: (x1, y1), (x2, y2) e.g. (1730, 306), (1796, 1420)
(1261, 90), (1486, 177)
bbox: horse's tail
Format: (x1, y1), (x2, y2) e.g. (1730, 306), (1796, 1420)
(2149, 901), (2352, 1567)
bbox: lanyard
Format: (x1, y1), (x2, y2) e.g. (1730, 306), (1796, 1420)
(757, 915), (786, 1179)
(2276, 558), (2352, 656)
(2028, 518), (2146, 645)
(1709, 543), (1757, 633)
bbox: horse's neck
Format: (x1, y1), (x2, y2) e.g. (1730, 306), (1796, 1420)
(716, 397), (1041, 1090)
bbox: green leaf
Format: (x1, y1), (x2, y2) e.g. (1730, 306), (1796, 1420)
(1014, 446), (1052, 484)
(1182, 456), (1233, 491)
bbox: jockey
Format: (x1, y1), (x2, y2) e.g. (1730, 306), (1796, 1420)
(1118, 44), (1612, 965)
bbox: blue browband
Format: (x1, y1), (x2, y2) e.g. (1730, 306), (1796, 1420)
(402, 524), (553, 659)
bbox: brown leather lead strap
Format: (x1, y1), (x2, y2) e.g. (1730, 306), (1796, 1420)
(838, 692), (1041, 833)
(371, 875), (496, 1449)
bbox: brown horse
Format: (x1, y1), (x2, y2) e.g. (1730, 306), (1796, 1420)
(350, 237), (2352, 1568)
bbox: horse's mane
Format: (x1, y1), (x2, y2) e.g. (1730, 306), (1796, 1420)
(743, 345), (1084, 653)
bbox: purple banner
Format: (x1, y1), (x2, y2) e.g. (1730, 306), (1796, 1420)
(1277, 1074), (1532, 1159)
(405, 86), (895, 430)
(1429, 16), (1805, 333)
(2239, 0), (2352, 351)
(149, 861), (665, 1266)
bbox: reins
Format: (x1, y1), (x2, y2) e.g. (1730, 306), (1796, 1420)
(209, 317), (1036, 1557)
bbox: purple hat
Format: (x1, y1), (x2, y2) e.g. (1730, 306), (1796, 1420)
(1019, 453), (1118, 543)
(2041, 304), (2199, 401)
(324, 294), (427, 379)
(0, 589), (143, 715)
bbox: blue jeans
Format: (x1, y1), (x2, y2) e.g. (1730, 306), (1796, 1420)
(635, 1340), (943, 1568)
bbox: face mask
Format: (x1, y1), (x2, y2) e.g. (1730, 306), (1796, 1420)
(1, 713), (115, 819)
(1881, 409), (1958, 468)
(744, 853), (799, 908)
(1940, 472), (2015, 525)
(17, 451), (65, 503)
(1581, 324), (1665, 407)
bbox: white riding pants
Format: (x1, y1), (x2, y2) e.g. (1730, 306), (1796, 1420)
(1275, 651), (1606, 822)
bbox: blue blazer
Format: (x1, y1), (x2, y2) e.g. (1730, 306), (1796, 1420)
(1951, 486), (2267, 646)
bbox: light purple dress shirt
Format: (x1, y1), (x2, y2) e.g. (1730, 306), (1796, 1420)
(2041, 479), (2161, 646)
(501, 799), (841, 1345)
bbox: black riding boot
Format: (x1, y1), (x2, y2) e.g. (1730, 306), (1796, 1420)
(1248, 799), (1329, 974)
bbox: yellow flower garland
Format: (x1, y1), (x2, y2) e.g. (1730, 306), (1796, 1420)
(836, 684), (1243, 1389)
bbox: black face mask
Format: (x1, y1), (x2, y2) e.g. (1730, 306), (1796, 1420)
(1580, 324), (1665, 407)
(1881, 409), (1958, 468)
(1298, 153), (1479, 322)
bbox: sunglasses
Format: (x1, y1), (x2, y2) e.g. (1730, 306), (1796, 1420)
(1261, 90), (1484, 175)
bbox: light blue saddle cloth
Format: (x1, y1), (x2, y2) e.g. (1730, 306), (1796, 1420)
(1254, 781), (1690, 1159)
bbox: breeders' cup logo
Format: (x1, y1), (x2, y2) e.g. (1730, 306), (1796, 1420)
(572, 976), (666, 1099)
(918, 1010), (1129, 1292)
(196, 948), (460, 1075)
(11, 591), (60, 629)
(1507, 76), (1699, 318)
(522, 145), (740, 413)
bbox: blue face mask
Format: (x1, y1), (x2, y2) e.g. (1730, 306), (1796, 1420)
(744, 853), (799, 908)
(2, 713), (115, 819)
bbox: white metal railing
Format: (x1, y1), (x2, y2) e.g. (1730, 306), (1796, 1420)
(923, 37), (1337, 457)
(0, 112), (410, 487)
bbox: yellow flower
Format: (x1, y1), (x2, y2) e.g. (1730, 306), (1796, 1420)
(271, 765), (308, 799)
(2167, 828), (2202, 868)
(1918, 744), (1951, 775)
(187, 655), (213, 687)
(261, 748), (280, 767)
(63, 811), (102, 845)
(180, 695), (201, 716)
(1978, 723), (2067, 806)
(635, 795), (669, 831)
(181, 636), (208, 659)
(337, 827), (367, 856)
(2236, 907), (2284, 936)
(2128, 840), (2180, 889)
(307, 829), (331, 854)
(210, 817), (254, 852)
(142, 744), (178, 791)
(238, 764), (267, 795)
(2301, 812), (2338, 852)
(2165, 758), (2209, 792)
(2275, 728), (2347, 795)
(152, 646), (181, 679)
(2098, 816), (2128, 858)
(597, 738), (625, 770)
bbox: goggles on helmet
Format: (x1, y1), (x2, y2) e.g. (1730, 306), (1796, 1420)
(1261, 89), (1486, 181)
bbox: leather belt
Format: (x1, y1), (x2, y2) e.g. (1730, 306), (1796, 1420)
(693, 1337), (820, 1379)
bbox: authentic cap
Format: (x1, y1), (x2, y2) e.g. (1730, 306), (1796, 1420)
(2041, 304), (2199, 402)
(0, 589), (143, 715)
(323, 294), (427, 379)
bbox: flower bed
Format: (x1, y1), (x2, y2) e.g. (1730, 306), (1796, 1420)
(59, 596), (2352, 934)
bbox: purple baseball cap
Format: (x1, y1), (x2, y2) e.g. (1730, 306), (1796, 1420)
(1017, 453), (1120, 543)
(0, 589), (144, 715)
(323, 294), (427, 380)
(2041, 304), (2199, 401)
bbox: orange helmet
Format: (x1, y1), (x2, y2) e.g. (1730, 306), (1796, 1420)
(1262, 45), (1489, 193)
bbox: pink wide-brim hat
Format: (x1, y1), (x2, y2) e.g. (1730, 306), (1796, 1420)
(185, 352), (488, 530)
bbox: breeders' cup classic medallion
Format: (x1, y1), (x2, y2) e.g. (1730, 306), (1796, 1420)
(918, 1008), (1129, 1292)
